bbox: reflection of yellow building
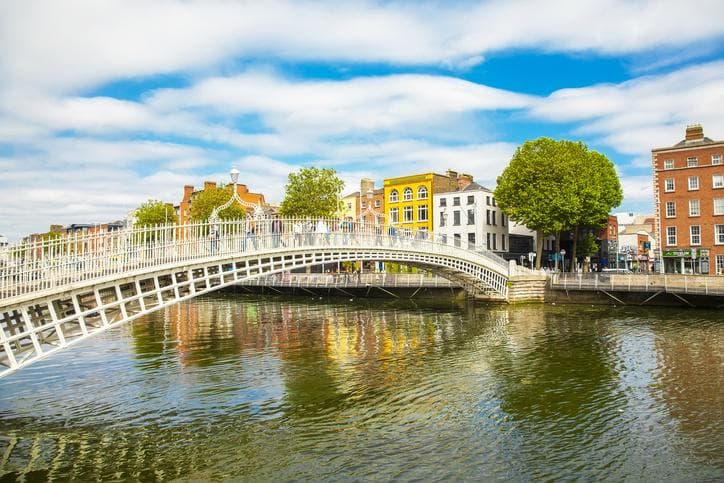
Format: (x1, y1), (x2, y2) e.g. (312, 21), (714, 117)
(383, 171), (458, 236)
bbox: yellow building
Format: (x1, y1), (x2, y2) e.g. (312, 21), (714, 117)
(383, 171), (459, 237)
(338, 191), (359, 220)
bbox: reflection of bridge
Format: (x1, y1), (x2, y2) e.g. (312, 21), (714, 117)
(0, 218), (519, 377)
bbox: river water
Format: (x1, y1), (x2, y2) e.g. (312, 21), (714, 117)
(0, 294), (722, 481)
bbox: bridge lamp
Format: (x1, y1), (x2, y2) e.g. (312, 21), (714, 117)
(230, 167), (240, 185)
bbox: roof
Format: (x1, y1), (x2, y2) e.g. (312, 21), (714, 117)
(435, 182), (492, 195)
(652, 136), (723, 152)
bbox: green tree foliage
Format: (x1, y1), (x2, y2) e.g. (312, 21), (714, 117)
(134, 199), (179, 226)
(280, 167), (345, 218)
(576, 232), (600, 258)
(190, 186), (246, 222)
(495, 138), (622, 269)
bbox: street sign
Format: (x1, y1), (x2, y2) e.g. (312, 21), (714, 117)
(560, 249), (566, 255)
(528, 251), (536, 262)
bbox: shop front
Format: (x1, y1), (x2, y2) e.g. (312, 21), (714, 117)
(662, 248), (710, 274)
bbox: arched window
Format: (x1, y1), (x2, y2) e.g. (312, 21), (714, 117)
(389, 189), (399, 203)
(403, 187), (413, 201)
(417, 186), (428, 199)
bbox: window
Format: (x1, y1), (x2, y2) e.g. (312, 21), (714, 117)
(492, 233), (497, 250)
(665, 201), (676, 218)
(689, 199), (700, 217)
(467, 195), (474, 205)
(717, 255), (724, 275)
(501, 214), (506, 227)
(439, 212), (446, 227)
(492, 197), (496, 207)
(389, 207), (399, 223)
(716, 225), (724, 245)
(418, 204), (428, 222)
(688, 176), (699, 190)
(389, 189), (398, 203)
(502, 234), (506, 251)
(417, 186), (428, 199)
(664, 179), (675, 192)
(713, 154), (722, 165)
(690, 225), (701, 245)
(467, 233), (476, 249)
(453, 197), (460, 206)
(403, 206), (413, 222)
(666, 226), (677, 246)
(664, 159), (674, 169)
(715, 198), (724, 216)
(714, 175), (724, 189)
(467, 209), (474, 225)
(486, 233), (491, 249)
(492, 211), (497, 226)
(486, 209), (491, 225)
(361, 201), (366, 209)
(687, 157), (698, 167)
(374, 199), (381, 208)
(453, 211), (461, 226)
(486, 196), (491, 206)
(439, 198), (447, 207)
(403, 187), (413, 201)
(454, 234), (461, 247)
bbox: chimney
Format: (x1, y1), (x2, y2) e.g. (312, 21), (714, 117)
(360, 178), (374, 195)
(457, 173), (473, 190)
(204, 181), (217, 190)
(183, 185), (194, 201)
(685, 124), (704, 141)
(446, 169), (458, 180)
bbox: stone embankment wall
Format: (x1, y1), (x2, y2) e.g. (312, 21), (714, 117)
(506, 275), (548, 303)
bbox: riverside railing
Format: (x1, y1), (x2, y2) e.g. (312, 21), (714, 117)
(239, 272), (458, 288)
(0, 218), (511, 302)
(550, 272), (724, 296)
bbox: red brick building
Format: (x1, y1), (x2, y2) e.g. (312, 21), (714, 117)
(652, 125), (724, 275)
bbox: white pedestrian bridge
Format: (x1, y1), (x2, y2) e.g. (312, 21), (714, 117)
(0, 218), (518, 377)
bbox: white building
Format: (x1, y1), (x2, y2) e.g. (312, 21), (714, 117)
(433, 181), (509, 254)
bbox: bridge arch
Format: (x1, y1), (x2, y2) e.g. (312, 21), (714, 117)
(0, 219), (514, 377)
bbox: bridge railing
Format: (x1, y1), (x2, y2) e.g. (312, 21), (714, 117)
(550, 272), (724, 296)
(0, 218), (510, 302)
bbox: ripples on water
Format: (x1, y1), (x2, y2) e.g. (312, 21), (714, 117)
(0, 295), (722, 481)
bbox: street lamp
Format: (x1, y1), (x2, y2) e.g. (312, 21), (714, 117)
(208, 166), (265, 225)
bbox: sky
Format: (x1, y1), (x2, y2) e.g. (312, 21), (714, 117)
(1, 0), (724, 241)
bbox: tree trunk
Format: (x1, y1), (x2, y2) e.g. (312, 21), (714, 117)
(570, 226), (579, 272)
(535, 230), (544, 270)
(554, 231), (561, 271)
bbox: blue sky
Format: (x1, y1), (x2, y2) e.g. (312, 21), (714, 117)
(1, 0), (724, 240)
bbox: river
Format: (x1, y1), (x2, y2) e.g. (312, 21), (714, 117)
(0, 294), (722, 481)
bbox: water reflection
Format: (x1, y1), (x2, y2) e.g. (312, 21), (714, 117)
(0, 295), (722, 481)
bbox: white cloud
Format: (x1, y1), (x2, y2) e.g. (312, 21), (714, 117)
(532, 60), (724, 155)
(149, 71), (534, 135)
(2, 0), (723, 93)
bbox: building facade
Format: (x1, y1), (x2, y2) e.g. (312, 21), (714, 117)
(433, 182), (509, 254)
(178, 181), (266, 225)
(357, 178), (384, 228)
(653, 124), (724, 275)
(383, 171), (459, 237)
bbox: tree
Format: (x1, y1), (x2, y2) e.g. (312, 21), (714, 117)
(495, 138), (622, 270)
(190, 186), (246, 222)
(567, 150), (622, 271)
(134, 199), (178, 226)
(280, 167), (344, 218)
(494, 138), (583, 268)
